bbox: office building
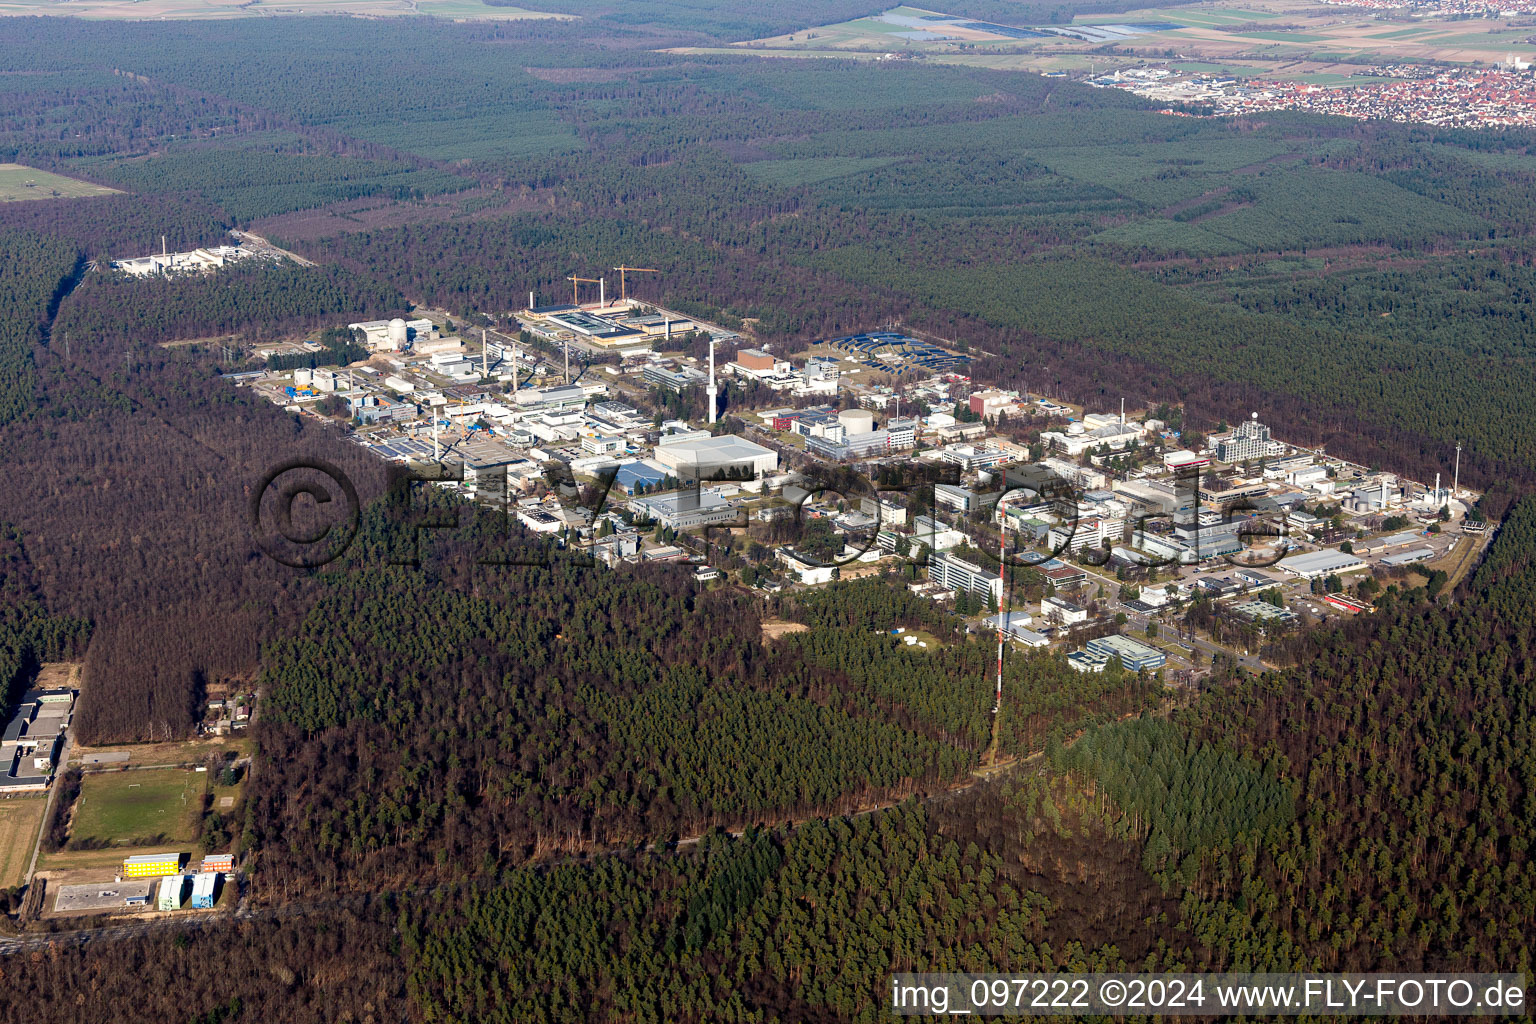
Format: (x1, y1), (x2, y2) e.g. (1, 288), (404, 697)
(1216, 413), (1274, 463)
(927, 551), (1003, 602)
(1084, 634), (1167, 671)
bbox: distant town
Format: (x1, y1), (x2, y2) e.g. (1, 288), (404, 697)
(1095, 63), (1536, 128)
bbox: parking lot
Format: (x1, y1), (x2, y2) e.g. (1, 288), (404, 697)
(52, 879), (154, 915)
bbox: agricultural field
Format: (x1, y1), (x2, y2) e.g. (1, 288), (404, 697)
(0, 163), (118, 202)
(724, 0), (1536, 79)
(0, 797), (46, 888)
(68, 768), (203, 847)
(0, 0), (562, 18)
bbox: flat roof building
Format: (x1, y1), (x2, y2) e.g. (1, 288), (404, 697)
(123, 853), (183, 878)
(191, 872), (218, 909)
(158, 876), (185, 911)
(1381, 547), (1435, 567)
(1084, 634), (1167, 671)
(652, 434), (778, 478)
(982, 611), (1045, 646)
(629, 488), (742, 531)
(1277, 548), (1368, 579)
(1230, 600), (1298, 625)
(927, 551), (1003, 602)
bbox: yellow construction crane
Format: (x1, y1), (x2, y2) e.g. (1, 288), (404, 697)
(566, 274), (602, 306)
(611, 265), (658, 304)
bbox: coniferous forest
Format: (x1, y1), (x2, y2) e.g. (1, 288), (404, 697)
(0, 6), (1533, 1021)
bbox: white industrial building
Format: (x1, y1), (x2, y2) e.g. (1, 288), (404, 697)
(652, 434), (778, 478)
(982, 611), (1045, 646)
(1042, 416), (1145, 457)
(1277, 548), (1368, 579)
(349, 317), (435, 352)
(114, 244), (250, 277)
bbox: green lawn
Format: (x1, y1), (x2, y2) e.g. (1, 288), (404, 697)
(0, 163), (119, 202)
(70, 768), (203, 845)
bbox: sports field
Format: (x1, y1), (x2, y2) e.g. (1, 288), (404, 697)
(0, 164), (119, 202)
(0, 797), (46, 887)
(70, 769), (202, 845)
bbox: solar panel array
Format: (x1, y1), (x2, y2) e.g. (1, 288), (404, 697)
(820, 331), (971, 373)
(367, 437), (437, 460)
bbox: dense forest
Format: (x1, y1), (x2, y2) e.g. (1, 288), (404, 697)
(54, 261), (407, 345)
(7, 494), (1534, 1022)
(0, 10), (1533, 1020)
(245, 530), (1157, 887)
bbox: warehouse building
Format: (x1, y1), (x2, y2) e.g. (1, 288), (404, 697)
(515, 384), (588, 413)
(652, 434), (778, 479)
(1277, 548), (1368, 579)
(1381, 547), (1435, 567)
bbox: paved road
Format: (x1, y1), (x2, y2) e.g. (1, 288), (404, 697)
(24, 729), (71, 885)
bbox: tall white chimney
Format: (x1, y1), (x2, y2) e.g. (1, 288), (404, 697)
(599, 278), (605, 307)
(707, 337), (718, 425)
(529, 290), (535, 310)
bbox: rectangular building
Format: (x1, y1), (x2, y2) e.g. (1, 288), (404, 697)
(653, 434), (778, 478)
(123, 853), (182, 878)
(191, 872), (218, 909)
(628, 488), (741, 531)
(157, 876), (185, 911)
(927, 551), (1003, 602)
(1085, 634), (1167, 671)
(1042, 595), (1089, 625)
(1277, 548), (1368, 579)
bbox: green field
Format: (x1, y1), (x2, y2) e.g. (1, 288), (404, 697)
(0, 797), (46, 887)
(70, 769), (203, 845)
(0, 163), (119, 202)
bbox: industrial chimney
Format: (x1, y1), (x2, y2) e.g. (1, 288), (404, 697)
(707, 337), (718, 425)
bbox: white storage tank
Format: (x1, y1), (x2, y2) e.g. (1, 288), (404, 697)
(838, 409), (875, 435)
(293, 367), (313, 387)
